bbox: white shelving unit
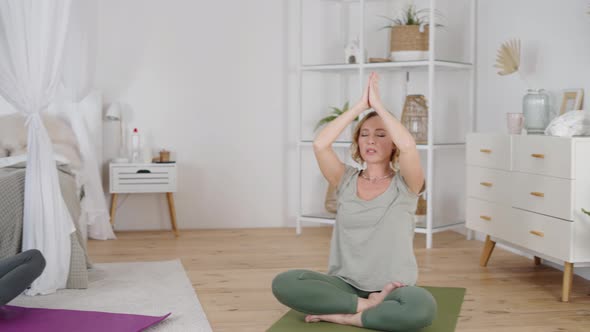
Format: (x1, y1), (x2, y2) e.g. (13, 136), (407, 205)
(295, 0), (477, 248)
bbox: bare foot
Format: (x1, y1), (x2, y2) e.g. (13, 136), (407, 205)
(305, 312), (363, 327)
(357, 282), (405, 312)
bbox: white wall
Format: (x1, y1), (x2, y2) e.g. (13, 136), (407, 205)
(475, 0), (590, 279)
(476, 0), (590, 132)
(95, 0), (287, 230)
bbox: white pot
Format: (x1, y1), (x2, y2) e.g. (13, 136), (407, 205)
(390, 50), (428, 62)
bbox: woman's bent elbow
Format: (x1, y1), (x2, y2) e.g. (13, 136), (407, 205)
(312, 140), (329, 152)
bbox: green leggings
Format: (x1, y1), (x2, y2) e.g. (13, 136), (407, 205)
(272, 269), (436, 332)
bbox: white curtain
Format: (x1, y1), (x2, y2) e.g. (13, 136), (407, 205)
(61, 0), (115, 240)
(0, 0), (74, 294)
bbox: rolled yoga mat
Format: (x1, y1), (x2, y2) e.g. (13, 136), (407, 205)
(267, 286), (466, 332)
(0, 305), (170, 332)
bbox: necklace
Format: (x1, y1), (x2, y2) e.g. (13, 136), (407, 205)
(360, 170), (394, 183)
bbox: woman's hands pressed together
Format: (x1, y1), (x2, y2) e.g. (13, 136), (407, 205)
(354, 72), (371, 113)
(368, 72), (385, 111)
(356, 71), (383, 112)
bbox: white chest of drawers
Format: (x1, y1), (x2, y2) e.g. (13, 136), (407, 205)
(466, 133), (590, 302)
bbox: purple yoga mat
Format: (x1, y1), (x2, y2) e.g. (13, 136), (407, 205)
(0, 305), (170, 332)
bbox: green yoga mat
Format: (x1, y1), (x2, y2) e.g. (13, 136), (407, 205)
(267, 286), (465, 332)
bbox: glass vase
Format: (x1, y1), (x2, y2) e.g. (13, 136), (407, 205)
(523, 89), (550, 134)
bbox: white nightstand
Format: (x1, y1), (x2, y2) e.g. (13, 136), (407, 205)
(109, 163), (179, 237)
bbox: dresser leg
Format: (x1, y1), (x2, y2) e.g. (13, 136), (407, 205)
(480, 235), (496, 267)
(534, 256), (542, 266)
(562, 262), (574, 302)
(166, 192), (179, 237)
(110, 193), (118, 226)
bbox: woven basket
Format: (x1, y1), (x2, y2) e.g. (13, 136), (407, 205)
(390, 25), (429, 52)
(415, 195), (427, 215)
(324, 183), (337, 214)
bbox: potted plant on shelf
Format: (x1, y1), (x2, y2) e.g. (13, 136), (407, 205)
(379, 4), (443, 62)
(314, 101), (358, 132)
(315, 102), (358, 214)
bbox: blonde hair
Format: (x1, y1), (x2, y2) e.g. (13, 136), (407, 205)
(350, 111), (400, 169)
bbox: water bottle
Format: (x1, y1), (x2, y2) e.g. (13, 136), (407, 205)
(131, 128), (140, 163)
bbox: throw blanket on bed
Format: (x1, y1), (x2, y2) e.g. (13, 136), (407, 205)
(0, 163), (89, 289)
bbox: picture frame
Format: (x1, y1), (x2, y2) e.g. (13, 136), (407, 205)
(559, 89), (584, 115)
(401, 94), (428, 144)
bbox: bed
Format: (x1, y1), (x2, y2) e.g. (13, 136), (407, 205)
(0, 91), (110, 290)
(0, 163), (89, 288)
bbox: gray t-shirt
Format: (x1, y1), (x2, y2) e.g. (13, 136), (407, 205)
(327, 165), (420, 291)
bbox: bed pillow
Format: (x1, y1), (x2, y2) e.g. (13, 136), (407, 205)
(0, 113), (82, 170)
(46, 90), (104, 171)
(0, 155), (26, 168)
(42, 113), (82, 170)
(0, 113), (27, 157)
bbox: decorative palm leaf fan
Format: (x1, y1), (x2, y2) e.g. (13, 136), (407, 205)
(494, 39), (521, 76)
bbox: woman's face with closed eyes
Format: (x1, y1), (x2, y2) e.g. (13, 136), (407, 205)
(357, 116), (395, 164)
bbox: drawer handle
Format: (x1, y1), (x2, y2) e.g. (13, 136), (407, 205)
(480, 182), (493, 187)
(480, 215), (492, 221)
(137, 169), (152, 174)
(530, 230), (544, 237)
(480, 149), (492, 153)
(531, 153), (545, 159)
(530, 192), (545, 198)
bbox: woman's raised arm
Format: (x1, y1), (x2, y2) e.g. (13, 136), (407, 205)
(367, 72), (424, 194)
(313, 80), (370, 187)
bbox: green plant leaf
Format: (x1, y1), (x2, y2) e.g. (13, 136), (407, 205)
(314, 115), (338, 131)
(329, 107), (343, 115)
(377, 14), (397, 24)
(314, 101), (354, 132)
(583, 208), (590, 216)
(379, 5), (445, 28)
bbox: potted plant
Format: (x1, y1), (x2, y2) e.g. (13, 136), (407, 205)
(315, 101), (357, 131)
(315, 101), (360, 142)
(315, 102), (358, 214)
(379, 4), (443, 61)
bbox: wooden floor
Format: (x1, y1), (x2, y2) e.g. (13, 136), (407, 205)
(88, 228), (590, 332)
